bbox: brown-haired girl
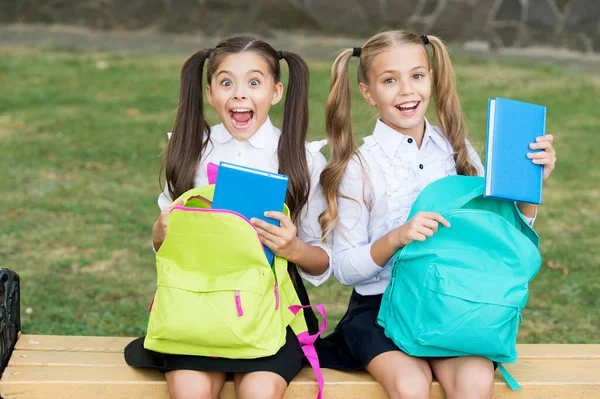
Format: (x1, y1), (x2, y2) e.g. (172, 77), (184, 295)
(125, 36), (331, 399)
(317, 31), (556, 399)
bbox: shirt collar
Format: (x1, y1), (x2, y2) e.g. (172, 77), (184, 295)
(210, 117), (277, 148)
(372, 119), (407, 160)
(423, 118), (454, 154)
(248, 117), (278, 148)
(372, 117), (453, 158)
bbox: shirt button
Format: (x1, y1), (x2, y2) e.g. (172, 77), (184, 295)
(408, 138), (413, 144)
(419, 164), (424, 169)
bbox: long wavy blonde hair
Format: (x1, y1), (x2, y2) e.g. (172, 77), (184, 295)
(319, 30), (479, 240)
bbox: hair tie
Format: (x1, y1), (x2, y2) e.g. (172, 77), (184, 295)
(352, 47), (362, 57)
(419, 35), (430, 45)
(276, 50), (284, 60)
(206, 48), (213, 58)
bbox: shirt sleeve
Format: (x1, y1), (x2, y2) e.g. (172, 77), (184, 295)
(330, 154), (383, 287)
(296, 140), (332, 287)
(157, 184), (173, 211)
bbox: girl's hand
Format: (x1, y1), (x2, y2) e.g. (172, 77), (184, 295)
(392, 212), (450, 248)
(251, 211), (299, 260)
(152, 199), (183, 251)
(527, 134), (556, 180)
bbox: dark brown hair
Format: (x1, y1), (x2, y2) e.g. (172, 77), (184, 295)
(163, 36), (310, 222)
(319, 30), (479, 239)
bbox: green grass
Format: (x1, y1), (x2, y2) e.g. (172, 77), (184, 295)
(1, 46), (598, 342)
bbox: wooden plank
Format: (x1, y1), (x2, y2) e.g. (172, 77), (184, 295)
(13, 348), (600, 373)
(4, 382), (600, 399)
(15, 335), (600, 358)
(3, 359), (600, 384)
(15, 335), (134, 352)
(516, 344), (600, 358)
(7, 336), (600, 399)
(2, 365), (600, 399)
(8, 350), (128, 367)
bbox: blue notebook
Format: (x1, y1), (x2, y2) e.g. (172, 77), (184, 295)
(212, 162), (289, 266)
(484, 97), (546, 204)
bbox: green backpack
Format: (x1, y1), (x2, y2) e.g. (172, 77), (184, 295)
(144, 182), (326, 398)
(377, 176), (541, 390)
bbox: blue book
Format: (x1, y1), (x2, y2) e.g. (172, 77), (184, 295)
(484, 97), (546, 204)
(212, 162), (288, 265)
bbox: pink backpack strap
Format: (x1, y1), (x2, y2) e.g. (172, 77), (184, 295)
(207, 162), (219, 185)
(148, 292), (155, 312)
(289, 304), (327, 399)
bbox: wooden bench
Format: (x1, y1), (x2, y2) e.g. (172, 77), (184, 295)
(1, 335), (599, 398)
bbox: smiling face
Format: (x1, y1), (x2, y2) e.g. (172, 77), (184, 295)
(206, 51), (283, 141)
(359, 43), (431, 140)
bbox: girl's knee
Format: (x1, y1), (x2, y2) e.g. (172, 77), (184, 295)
(390, 372), (431, 399)
(238, 373), (287, 399)
(243, 383), (285, 399)
(453, 368), (495, 399)
(166, 371), (223, 399)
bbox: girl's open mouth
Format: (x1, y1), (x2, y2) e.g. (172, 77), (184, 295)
(395, 101), (420, 116)
(230, 108), (254, 130)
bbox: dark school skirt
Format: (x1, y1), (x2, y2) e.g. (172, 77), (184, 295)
(315, 289), (498, 371)
(124, 266), (320, 384)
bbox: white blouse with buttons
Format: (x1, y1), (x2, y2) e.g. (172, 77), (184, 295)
(331, 118), (534, 296)
(158, 117), (332, 286)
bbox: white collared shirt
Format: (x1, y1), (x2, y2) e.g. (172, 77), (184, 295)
(331, 118), (534, 295)
(158, 117), (332, 286)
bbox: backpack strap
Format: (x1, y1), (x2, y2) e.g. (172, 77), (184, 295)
(408, 176), (485, 219)
(289, 304), (327, 399)
(207, 162), (219, 185)
(498, 363), (521, 390)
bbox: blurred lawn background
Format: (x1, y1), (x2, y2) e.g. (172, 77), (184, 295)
(0, 45), (598, 342)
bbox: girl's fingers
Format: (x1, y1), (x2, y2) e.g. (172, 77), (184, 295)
(254, 225), (277, 242)
(417, 226), (435, 238)
(261, 237), (277, 251)
(264, 211), (289, 227)
(251, 218), (281, 234)
(412, 232), (428, 242)
(528, 151), (552, 159)
(419, 212), (450, 227)
(536, 134), (553, 143)
(420, 218), (439, 233)
(529, 141), (553, 150)
(253, 220), (293, 244)
(429, 213), (450, 228)
(532, 155), (557, 165)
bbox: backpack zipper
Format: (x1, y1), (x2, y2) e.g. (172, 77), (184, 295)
(235, 290), (244, 316)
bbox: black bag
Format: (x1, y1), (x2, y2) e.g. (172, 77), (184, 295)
(0, 268), (20, 376)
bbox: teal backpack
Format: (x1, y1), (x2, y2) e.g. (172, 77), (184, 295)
(377, 176), (542, 389)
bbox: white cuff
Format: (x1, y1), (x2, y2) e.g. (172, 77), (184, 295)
(516, 203), (537, 227)
(298, 266), (332, 287)
(351, 243), (384, 281)
(522, 212), (536, 227)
